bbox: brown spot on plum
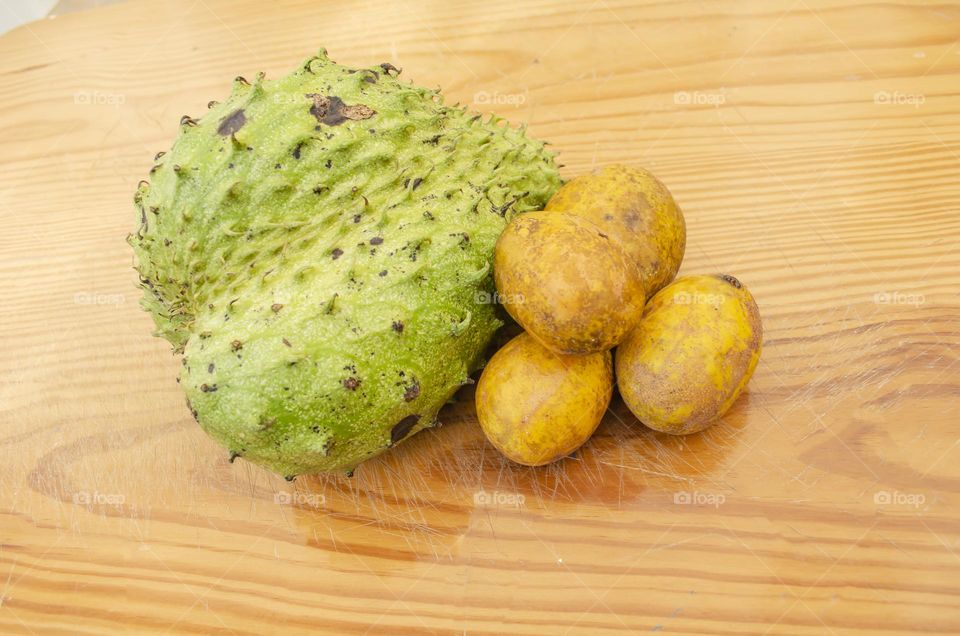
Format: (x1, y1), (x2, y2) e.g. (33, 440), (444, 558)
(717, 274), (742, 289)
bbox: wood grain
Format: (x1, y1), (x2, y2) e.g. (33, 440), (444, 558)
(1, 0), (958, 633)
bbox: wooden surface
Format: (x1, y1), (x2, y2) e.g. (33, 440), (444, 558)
(1, 0), (958, 633)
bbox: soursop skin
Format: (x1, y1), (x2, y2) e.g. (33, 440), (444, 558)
(130, 51), (561, 476)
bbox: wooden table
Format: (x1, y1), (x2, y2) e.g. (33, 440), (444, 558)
(1, 0), (958, 633)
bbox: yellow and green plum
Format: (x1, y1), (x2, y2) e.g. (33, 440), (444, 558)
(545, 164), (685, 298)
(476, 332), (613, 466)
(616, 274), (762, 434)
(493, 210), (646, 354)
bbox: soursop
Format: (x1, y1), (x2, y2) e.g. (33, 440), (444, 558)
(129, 50), (561, 477)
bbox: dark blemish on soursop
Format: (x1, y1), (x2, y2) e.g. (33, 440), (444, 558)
(274, 163), (282, 169)
(392, 320), (404, 334)
(217, 109), (246, 136)
(403, 379), (420, 402)
(259, 416), (276, 430)
(343, 377), (360, 391)
(379, 270), (387, 277)
(307, 94), (376, 126)
(234, 75), (250, 85)
(717, 274), (743, 289)
(370, 237), (383, 245)
(353, 214), (362, 223)
(207, 100), (219, 109)
(313, 185), (328, 195)
(292, 142), (304, 159)
(228, 451), (240, 463)
(423, 211), (434, 220)
(180, 115), (198, 127)
(154, 151), (166, 161)
(403, 178), (410, 188)
(284, 475), (296, 482)
(200, 383), (217, 392)
(231, 340), (243, 352)
(331, 248), (343, 260)
(207, 363), (215, 373)
(271, 303), (283, 313)
(325, 159), (332, 169)
(344, 469), (355, 478)
(424, 134), (441, 145)
(390, 415), (419, 445)
(282, 338), (292, 347)
(379, 62), (400, 75)
(412, 177), (423, 190)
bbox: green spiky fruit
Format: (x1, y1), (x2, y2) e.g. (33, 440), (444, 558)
(129, 50), (561, 477)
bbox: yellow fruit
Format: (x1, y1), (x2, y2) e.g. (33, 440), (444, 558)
(493, 210), (646, 354)
(616, 274), (762, 434)
(545, 164), (685, 298)
(476, 332), (613, 466)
